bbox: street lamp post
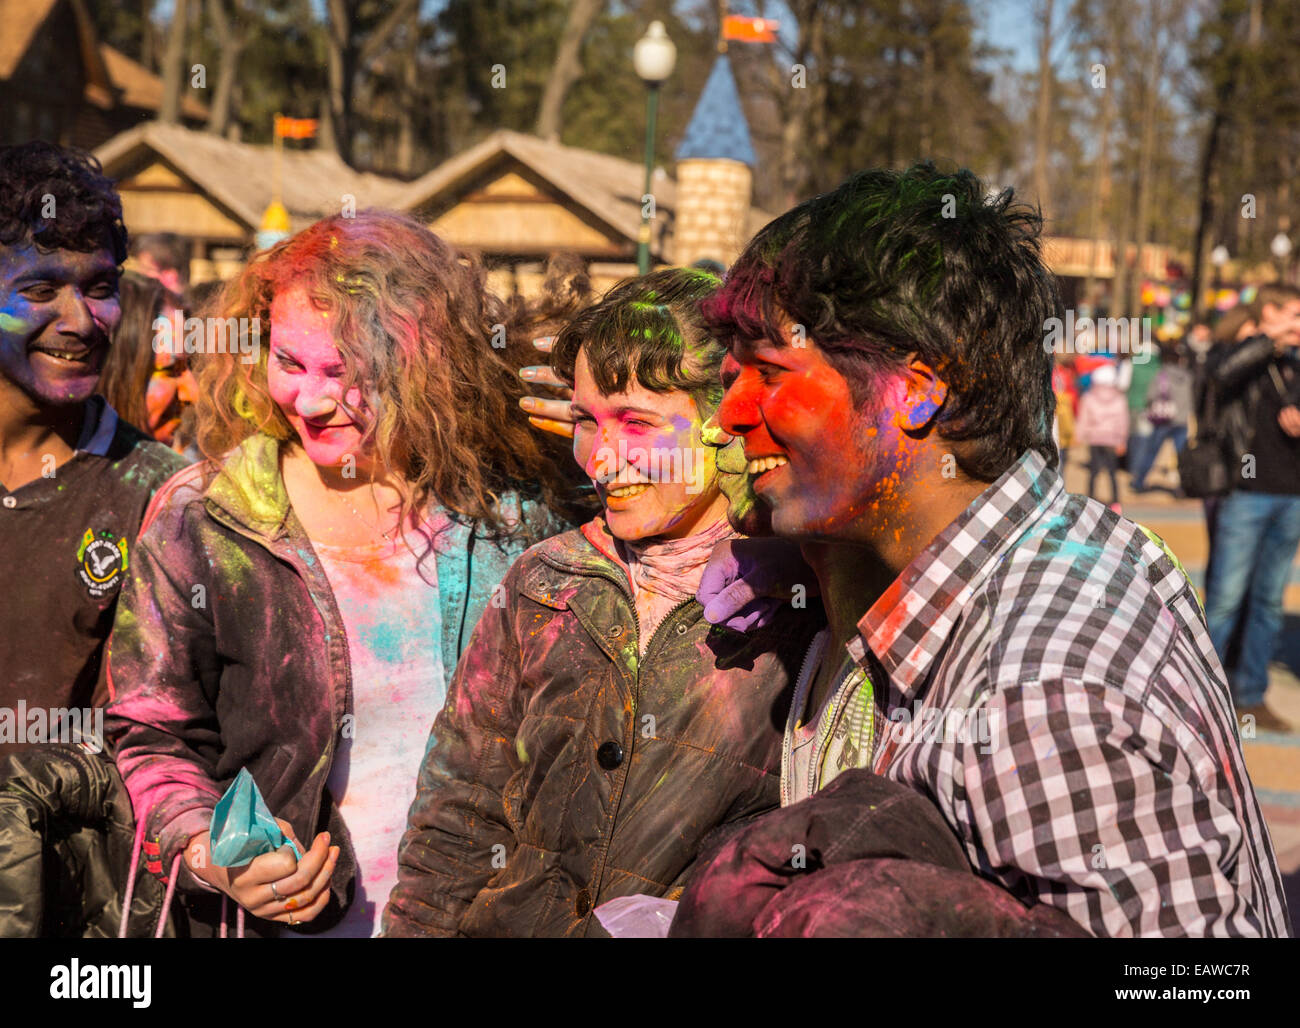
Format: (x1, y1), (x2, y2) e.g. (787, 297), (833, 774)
(634, 21), (676, 275)
(1210, 244), (1229, 300)
(1270, 231), (1292, 284)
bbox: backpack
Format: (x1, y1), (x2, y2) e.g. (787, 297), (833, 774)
(1145, 369), (1175, 425)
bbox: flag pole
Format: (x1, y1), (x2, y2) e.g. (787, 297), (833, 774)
(272, 112), (283, 206)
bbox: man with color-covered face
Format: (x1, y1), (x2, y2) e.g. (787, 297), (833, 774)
(688, 163), (1289, 937)
(0, 142), (187, 754)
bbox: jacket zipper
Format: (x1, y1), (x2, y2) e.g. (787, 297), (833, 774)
(203, 506), (342, 849)
(781, 629), (828, 807)
(780, 631), (875, 806)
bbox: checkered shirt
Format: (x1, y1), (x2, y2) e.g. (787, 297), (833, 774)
(845, 449), (1291, 937)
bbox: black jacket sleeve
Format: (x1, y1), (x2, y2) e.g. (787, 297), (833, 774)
(1213, 335), (1276, 397)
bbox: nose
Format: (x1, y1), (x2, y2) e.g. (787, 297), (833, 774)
(582, 424), (621, 485)
(296, 383), (340, 420)
(700, 413), (734, 448)
(54, 288), (98, 340)
(717, 369), (761, 439)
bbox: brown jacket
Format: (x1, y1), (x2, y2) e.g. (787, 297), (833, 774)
(383, 523), (822, 937)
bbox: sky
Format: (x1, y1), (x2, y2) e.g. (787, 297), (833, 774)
(980, 0), (1041, 72)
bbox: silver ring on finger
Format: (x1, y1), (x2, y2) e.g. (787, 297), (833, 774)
(270, 881), (281, 901)
(288, 915), (299, 926)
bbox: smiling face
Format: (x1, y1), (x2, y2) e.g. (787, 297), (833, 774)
(0, 243), (121, 408)
(716, 326), (913, 542)
(267, 285), (370, 470)
(571, 348), (728, 542)
(702, 412), (771, 536)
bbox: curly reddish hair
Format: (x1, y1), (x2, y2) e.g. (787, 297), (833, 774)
(197, 209), (572, 538)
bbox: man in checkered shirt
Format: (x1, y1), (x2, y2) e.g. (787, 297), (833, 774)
(698, 163), (1290, 937)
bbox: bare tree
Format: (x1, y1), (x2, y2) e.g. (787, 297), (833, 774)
(325, 0), (359, 163)
(327, 0), (424, 166)
(756, 0), (827, 209)
(397, 2), (419, 174)
(206, 0), (249, 136)
(1084, 52), (1114, 305)
(159, 0), (190, 123)
(1032, 0), (1056, 219)
(536, 0), (606, 142)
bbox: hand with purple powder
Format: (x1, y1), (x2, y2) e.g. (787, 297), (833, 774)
(698, 538), (819, 632)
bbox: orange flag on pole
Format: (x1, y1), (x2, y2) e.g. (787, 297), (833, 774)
(722, 15), (778, 43)
(275, 116), (318, 140)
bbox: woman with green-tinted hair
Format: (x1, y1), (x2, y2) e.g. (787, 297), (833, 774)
(385, 268), (824, 937)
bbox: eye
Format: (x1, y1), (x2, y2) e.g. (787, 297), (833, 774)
(20, 285), (57, 302)
(273, 351), (303, 371)
(87, 282), (117, 299)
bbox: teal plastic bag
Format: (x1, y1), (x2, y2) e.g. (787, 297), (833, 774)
(209, 768), (302, 867)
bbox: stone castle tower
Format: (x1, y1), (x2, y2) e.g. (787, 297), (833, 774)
(672, 53), (756, 269)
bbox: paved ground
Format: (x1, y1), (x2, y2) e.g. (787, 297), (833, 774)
(1061, 442), (1300, 931)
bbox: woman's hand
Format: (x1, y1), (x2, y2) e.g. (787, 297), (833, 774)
(186, 819), (340, 924)
(518, 336), (576, 438)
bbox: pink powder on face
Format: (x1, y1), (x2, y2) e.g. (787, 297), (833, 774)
(570, 350), (723, 542)
(267, 286), (369, 469)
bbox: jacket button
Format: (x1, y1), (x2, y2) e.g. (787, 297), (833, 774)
(597, 740), (623, 770)
(575, 888), (592, 917)
(608, 624), (623, 637)
(676, 623), (687, 634)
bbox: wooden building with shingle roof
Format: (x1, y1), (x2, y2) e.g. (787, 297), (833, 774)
(395, 129), (775, 295)
(0, 0), (207, 151)
(95, 122), (408, 282)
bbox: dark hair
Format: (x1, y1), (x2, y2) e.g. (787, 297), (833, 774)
(552, 267), (724, 418)
(0, 142), (127, 263)
(1252, 283), (1300, 316)
(96, 271), (178, 435)
(183, 277), (225, 314)
(131, 232), (190, 284)
(702, 161), (1062, 481)
(1213, 305), (1256, 345)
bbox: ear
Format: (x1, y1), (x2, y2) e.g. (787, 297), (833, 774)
(896, 353), (948, 432)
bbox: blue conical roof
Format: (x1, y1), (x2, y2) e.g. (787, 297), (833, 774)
(674, 54), (757, 167)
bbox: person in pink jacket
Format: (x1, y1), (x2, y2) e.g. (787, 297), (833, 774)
(1074, 361), (1130, 510)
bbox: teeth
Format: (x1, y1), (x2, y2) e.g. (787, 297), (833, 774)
(37, 350), (91, 361)
(747, 455), (789, 475)
(606, 483), (651, 499)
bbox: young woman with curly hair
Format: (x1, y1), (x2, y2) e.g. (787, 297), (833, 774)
(106, 210), (571, 937)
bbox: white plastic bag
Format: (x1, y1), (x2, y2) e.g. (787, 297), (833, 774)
(592, 894), (679, 938)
